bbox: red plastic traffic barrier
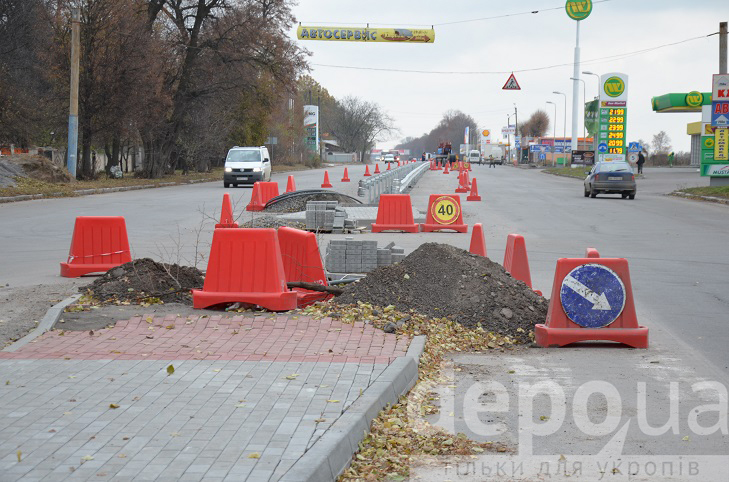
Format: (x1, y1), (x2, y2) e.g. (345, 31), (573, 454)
(341, 167), (351, 182)
(469, 223), (487, 257)
(467, 178), (482, 201)
(246, 181), (279, 211)
(374, 163), (381, 174)
(192, 228), (297, 311)
(285, 175), (296, 193)
(421, 194), (468, 233)
(216, 193), (239, 228)
(364, 165), (372, 176)
(60, 216), (132, 277)
(371, 194), (419, 233)
(278, 226), (330, 307)
(535, 258), (649, 348)
(455, 170), (469, 193)
(503, 234), (533, 289)
(585, 247), (600, 258)
(321, 170), (333, 188)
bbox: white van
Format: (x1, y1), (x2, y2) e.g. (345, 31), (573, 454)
(468, 150), (481, 165)
(223, 146), (271, 187)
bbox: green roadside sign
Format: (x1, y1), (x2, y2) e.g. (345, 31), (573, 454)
(566, 0), (592, 21)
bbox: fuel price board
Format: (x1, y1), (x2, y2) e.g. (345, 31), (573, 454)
(597, 73), (629, 163)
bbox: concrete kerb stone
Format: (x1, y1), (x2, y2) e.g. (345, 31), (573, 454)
(280, 335), (426, 482)
(3, 294), (81, 352)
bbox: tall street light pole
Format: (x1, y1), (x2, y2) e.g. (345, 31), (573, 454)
(570, 20), (581, 160)
(553, 91), (567, 166)
(570, 77), (586, 146)
(546, 101), (557, 167)
(582, 71), (600, 152)
(513, 104), (518, 164)
(67, 8), (80, 179)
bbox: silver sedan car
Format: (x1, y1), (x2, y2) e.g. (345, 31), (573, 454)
(584, 161), (637, 199)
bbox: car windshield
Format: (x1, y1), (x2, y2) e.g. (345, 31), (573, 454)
(227, 150), (261, 162)
(598, 162), (632, 173)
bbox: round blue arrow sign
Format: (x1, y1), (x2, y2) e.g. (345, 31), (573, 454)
(560, 264), (626, 328)
(598, 142), (608, 152)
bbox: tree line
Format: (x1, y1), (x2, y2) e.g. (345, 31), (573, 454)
(0, 1), (395, 179)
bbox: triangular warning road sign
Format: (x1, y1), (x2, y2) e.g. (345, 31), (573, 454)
(502, 73), (521, 90)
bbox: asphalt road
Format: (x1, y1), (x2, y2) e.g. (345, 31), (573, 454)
(1, 164), (727, 377)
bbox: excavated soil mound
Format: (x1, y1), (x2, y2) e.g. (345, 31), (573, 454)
(335, 243), (547, 342)
(0, 154), (71, 187)
(82, 258), (204, 304)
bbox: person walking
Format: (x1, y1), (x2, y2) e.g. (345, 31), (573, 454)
(637, 151), (646, 174)
(488, 155), (496, 168)
(421, 152), (426, 162)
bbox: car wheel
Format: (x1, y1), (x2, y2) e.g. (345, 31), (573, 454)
(233, 183), (238, 188)
(629, 194), (635, 200)
(584, 187), (590, 197)
(224, 182), (230, 188)
(590, 187), (597, 198)
(621, 192), (628, 199)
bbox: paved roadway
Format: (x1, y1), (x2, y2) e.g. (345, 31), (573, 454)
(1, 164), (727, 376)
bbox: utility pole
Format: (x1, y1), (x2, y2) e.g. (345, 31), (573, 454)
(570, 20), (581, 165)
(514, 104), (518, 163)
(721, 21), (727, 74)
(66, 8), (80, 179)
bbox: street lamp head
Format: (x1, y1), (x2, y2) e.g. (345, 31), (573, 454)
(582, 71), (595, 75)
(546, 101), (555, 105)
(553, 91), (563, 95)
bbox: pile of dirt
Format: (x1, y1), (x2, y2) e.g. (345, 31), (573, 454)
(335, 243), (547, 342)
(240, 215), (306, 230)
(0, 154), (71, 188)
(81, 258), (204, 305)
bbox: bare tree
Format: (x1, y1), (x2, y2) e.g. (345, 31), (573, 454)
(518, 110), (550, 138)
(651, 131), (672, 155)
(395, 110), (478, 154)
(328, 96), (396, 161)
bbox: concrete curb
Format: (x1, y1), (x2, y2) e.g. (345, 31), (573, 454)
(280, 334), (427, 482)
(2, 294), (81, 352)
(0, 179), (216, 203)
(671, 191), (729, 205)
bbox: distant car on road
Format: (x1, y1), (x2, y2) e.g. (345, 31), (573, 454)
(584, 161), (636, 199)
(383, 154), (395, 163)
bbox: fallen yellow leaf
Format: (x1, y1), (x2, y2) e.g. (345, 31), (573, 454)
(166, 365), (175, 376)
(109, 403), (120, 409)
(248, 452), (260, 459)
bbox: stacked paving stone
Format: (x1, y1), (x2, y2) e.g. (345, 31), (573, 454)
(326, 239), (405, 273)
(306, 201), (339, 232)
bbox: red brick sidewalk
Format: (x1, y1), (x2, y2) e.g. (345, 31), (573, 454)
(0, 315), (410, 363)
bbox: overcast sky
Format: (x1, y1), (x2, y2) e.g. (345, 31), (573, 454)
(289, 0), (724, 153)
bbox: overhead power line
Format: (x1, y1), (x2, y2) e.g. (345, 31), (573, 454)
(299, 0), (614, 28)
(311, 32), (715, 75)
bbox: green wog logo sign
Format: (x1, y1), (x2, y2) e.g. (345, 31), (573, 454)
(604, 76), (625, 98)
(565, 0), (592, 20)
(686, 91), (704, 108)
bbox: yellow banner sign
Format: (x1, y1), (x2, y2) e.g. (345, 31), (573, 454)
(715, 127), (728, 161)
(297, 26), (434, 43)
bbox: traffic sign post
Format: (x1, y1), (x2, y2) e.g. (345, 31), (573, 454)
(535, 257), (649, 348)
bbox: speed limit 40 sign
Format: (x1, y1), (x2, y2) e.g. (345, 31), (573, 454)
(421, 194), (468, 233)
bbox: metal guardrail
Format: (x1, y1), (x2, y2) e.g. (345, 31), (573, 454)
(357, 162), (430, 204)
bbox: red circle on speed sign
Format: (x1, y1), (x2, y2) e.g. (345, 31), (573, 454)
(431, 196), (460, 225)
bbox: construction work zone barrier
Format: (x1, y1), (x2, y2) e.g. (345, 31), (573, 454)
(467, 178), (482, 201)
(455, 170), (470, 193)
(246, 182), (280, 212)
(285, 175), (296, 193)
(364, 165), (372, 176)
(192, 228), (297, 311)
(215, 193), (239, 228)
(535, 258), (649, 348)
(371, 194), (419, 233)
(60, 216), (132, 277)
(341, 168), (351, 182)
(386, 163), (391, 171)
(585, 247), (600, 258)
(321, 171), (333, 188)
(421, 194), (468, 233)
(443, 162), (450, 174)
(503, 234), (533, 289)
(374, 163), (381, 174)
(469, 223), (487, 257)
(278, 226), (331, 307)
(358, 162), (429, 204)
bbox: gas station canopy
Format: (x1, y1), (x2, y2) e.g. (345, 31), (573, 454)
(651, 92), (711, 113)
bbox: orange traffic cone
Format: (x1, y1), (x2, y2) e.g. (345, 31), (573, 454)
(469, 223), (487, 257)
(443, 162), (450, 174)
(467, 178), (481, 201)
(364, 165), (372, 176)
(386, 162), (391, 171)
(321, 171), (333, 188)
(341, 168), (351, 182)
(374, 163), (381, 174)
(216, 193), (239, 228)
(285, 175), (296, 193)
